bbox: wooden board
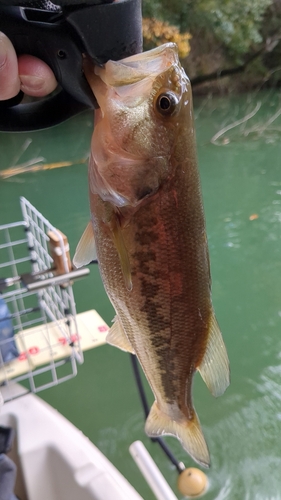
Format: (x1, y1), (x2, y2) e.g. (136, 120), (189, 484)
(0, 310), (109, 383)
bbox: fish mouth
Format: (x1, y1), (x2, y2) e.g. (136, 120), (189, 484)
(84, 43), (187, 114)
(94, 43), (180, 87)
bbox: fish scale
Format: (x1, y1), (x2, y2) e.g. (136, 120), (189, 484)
(74, 43), (230, 467)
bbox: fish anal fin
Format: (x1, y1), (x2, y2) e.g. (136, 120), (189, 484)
(110, 214), (132, 291)
(106, 317), (135, 354)
(198, 313), (230, 398)
(145, 402), (210, 468)
(73, 221), (97, 268)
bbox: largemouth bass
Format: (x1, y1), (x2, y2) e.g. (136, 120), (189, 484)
(74, 43), (230, 467)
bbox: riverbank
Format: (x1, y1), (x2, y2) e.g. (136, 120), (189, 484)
(184, 31), (281, 96)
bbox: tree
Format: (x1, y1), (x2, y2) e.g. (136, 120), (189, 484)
(142, 18), (191, 58)
(142, 0), (273, 60)
(142, 0), (281, 90)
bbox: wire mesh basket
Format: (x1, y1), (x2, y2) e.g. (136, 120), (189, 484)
(0, 197), (89, 402)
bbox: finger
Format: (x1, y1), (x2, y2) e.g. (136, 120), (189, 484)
(18, 54), (57, 97)
(0, 32), (20, 100)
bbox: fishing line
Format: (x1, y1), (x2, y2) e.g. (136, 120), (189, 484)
(130, 354), (185, 474)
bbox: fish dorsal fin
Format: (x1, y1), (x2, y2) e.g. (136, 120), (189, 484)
(73, 221), (97, 268)
(145, 402), (210, 468)
(197, 312), (230, 398)
(106, 316), (135, 354)
(110, 214), (132, 291)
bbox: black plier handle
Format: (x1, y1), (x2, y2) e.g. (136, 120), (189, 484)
(0, 0), (142, 131)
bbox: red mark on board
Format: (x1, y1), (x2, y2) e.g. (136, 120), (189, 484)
(58, 334), (81, 345)
(18, 346), (39, 360)
(70, 334), (80, 343)
(29, 346), (39, 355)
(18, 352), (27, 361)
(98, 325), (109, 332)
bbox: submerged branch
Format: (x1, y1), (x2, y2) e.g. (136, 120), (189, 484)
(243, 106), (281, 137)
(210, 102), (262, 145)
(256, 106), (281, 133)
(0, 158), (87, 179)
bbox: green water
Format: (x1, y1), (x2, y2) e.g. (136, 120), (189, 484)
(1, 90), (281, 499)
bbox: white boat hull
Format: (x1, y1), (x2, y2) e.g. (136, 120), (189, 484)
(0, 385), (144, 500)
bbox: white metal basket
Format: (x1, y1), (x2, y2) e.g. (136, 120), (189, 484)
(0, 197), (88, 401)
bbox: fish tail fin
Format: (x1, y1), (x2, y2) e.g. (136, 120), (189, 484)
(198, 311), (230, 398)
(145, 402), (210, 468)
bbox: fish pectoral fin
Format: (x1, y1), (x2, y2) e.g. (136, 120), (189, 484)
(106, 317), (135, 354)
(145, 402), (210, 468)
(197, 312), (230, 398)
(110, 214), (132, 291)
(73, 221), (97, 268)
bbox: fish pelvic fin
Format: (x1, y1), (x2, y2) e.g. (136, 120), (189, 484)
(145, 402), (210, 468)
(106, 316), (135, 354)
(73, 221), (97, 268)
(198, 312), (230, 398)
(110, 214), (132, 291)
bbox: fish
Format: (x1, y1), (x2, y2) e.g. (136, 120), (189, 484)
(74, 43), (230, 468)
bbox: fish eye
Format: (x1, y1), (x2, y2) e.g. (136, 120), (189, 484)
(155, 92), (179, 116)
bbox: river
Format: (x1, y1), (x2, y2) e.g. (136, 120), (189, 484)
(1, 89), (281, 499)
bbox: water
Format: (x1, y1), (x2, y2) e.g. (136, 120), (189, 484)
(1, 90), (281, 499)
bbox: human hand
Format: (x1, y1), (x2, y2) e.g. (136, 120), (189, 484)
(0, 31), (57, 100)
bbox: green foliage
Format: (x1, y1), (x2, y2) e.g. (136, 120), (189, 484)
(142, 0), (274, 57)
(142, 18), (191, 58)
(142, 0), (195, 30)
(197, 0), (273, 54)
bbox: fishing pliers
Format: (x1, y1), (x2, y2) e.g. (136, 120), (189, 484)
(0, 0), (142, 131)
